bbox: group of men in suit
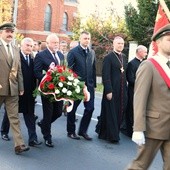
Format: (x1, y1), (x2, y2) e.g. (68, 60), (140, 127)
(0, 21), (169, 170)
(0, 23), (96, 154)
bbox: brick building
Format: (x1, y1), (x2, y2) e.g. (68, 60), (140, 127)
(16, 0), (78, 42)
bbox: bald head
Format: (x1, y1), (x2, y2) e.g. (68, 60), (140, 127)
(113, 36), (125, 53)
(136, 45), (148, 60)
(46, 33), (59, 52)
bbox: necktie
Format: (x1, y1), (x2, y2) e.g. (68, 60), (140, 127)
(25, 55), (29, 66)
(84, 49), (88, 56)
(6, 44), (13, 65)
(167, 60), (170, 68)
(52, 53), (58, 64)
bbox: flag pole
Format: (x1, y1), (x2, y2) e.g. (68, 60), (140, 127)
(159, 0), (170, 21)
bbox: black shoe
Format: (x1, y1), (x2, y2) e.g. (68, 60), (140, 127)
(1, 134), (10, 141)
(45, 140), (54, 147)
(29, 140), (42, 147)
(78, 133), (92, 141)
(67, 133), (80, 140)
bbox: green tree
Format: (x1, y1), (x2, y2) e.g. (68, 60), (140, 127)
(0, 0), (13, 24)
(125, 0), (170, 47)
(71, 7), (131, 59)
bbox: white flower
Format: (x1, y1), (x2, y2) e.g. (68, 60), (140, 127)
(62, 88), (67, 93)
(67, 90), (72, 96)
(67, 81), (72, 86)
(55, 89), (60, 94)
(74, 79), (80, 83)
(73, 82), (77, 86)
(75, 86), (80, 93)
(68, 76), (74, 81)
(58, 82), (63, 87)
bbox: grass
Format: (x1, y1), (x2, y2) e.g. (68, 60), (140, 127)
(96, 83), (103, 93)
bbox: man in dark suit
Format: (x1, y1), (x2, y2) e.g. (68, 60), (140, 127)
(0, 22), (29, 154)
(19, 37), (42, 146)
(67, 31), (96, 140)
(34, 33), (64, 147)
(125, 45), (147, 137)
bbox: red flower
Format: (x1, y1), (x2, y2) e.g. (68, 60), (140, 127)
(48, 83), (55, 90)
(73, 73), (78, 78)
(68, 69), (73, 73)
(56, 65), (63, 73)
(40, 82), (44, 89)
(59, 76), (66, 82)
(46, 75), (52, 82)
(46, 70), (52, 75)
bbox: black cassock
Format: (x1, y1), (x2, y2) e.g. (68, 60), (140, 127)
(125, 57), (141, 137)
(96, 51), (127, 142)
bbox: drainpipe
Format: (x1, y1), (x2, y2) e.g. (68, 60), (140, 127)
(13, 0), (18, 25)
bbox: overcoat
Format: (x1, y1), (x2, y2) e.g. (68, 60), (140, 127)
(19, 52), (36, 114)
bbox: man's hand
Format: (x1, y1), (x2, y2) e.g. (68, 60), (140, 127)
(132, 131), (145, 146)
(19, 91), (24, 95)
(106, 93), (112, 100)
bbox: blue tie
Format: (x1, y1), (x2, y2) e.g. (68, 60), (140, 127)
(25, 55), (29, 66)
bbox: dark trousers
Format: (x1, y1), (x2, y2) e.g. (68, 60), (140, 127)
(23, 112), (37, 142)
(1, 109), (10, 135)
(41, 95), (63, 140)
(67, 97), (94, 134)
(1, 108), (38, 142)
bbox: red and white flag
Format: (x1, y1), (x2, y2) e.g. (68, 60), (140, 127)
(148, 3), (170, 57)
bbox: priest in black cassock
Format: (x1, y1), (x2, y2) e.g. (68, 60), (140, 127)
(95, 36), (128, 143)
(125, 45), (147, 137)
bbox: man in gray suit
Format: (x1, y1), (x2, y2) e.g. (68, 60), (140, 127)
(0, 22), (29, 154)
(127, 24), (170, 169)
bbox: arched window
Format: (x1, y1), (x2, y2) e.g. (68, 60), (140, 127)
(44, 5), (52, 31)
(62, 12), (68, 31)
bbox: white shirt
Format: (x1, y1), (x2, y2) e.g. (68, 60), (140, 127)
(21, 51), (30, 65)
(154, 53), (170, 79)
(47, 48), (60, 65)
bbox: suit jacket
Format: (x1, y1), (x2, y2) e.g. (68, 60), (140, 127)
(133, 60), (170, 140)
(0, 40), (23, 96)
(126, 57), (141, 87)
(34, 48), (64, 81)
(67, 45), (96, 94)
(19, 52), (36, 113)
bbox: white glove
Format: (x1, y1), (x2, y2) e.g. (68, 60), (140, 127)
(132, 131), (145, 146)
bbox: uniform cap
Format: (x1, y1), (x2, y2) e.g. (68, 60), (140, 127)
(0, 22), (15, 31)
(151, 24), (170, 41)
